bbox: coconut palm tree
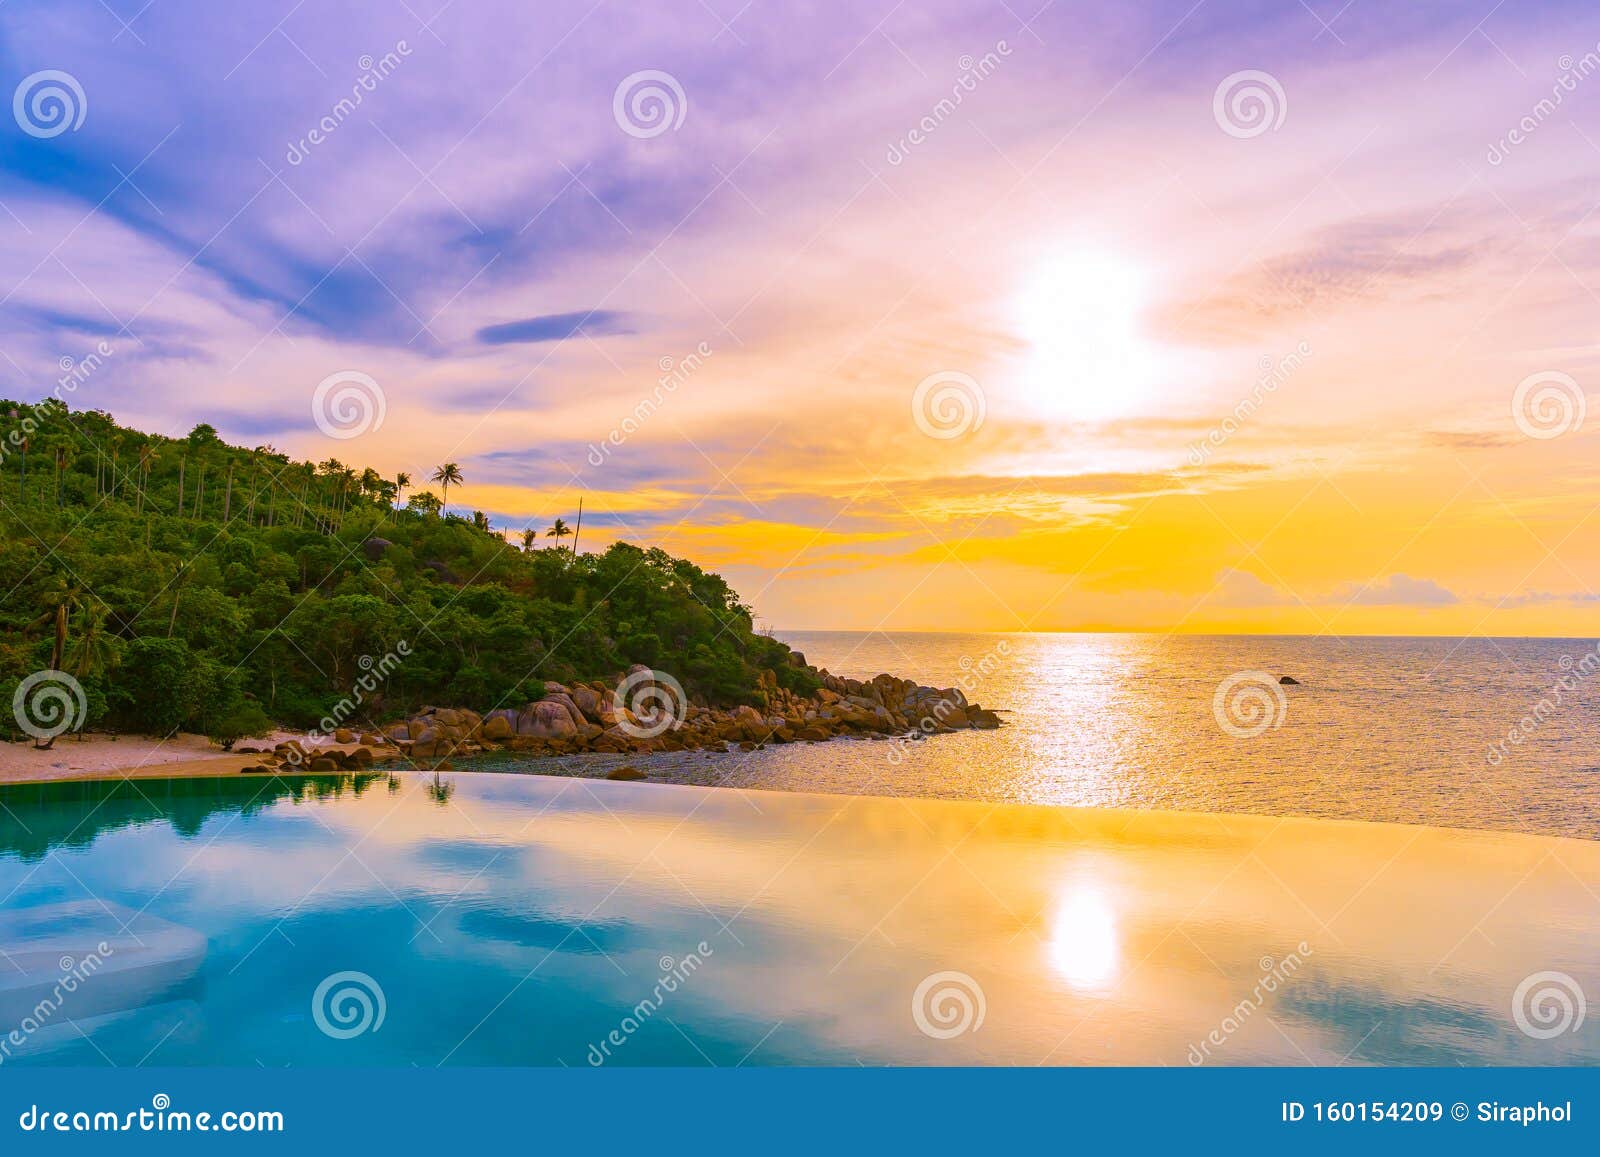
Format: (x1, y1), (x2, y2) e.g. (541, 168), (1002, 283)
(337, 467), (357, 519)
(430, 463), (463, 514)
(472, 510), (491, 533)
(520, 527), (538, 552)
(394, 471), (411, 507)
(27, 579), (91, 747)
(67, 602), (117, 680)
(136, 446), (156, 513)
(546, 517), (572, 550)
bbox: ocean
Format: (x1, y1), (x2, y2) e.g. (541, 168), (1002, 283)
(519, 632), (1600, 840)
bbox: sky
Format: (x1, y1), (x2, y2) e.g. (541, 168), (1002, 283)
(4, 0), (1600, 634)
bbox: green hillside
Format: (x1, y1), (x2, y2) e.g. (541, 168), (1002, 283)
(0, 400), (815, 743)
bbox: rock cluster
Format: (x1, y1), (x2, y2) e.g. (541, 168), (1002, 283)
(375, 662), (1002, 764)
(236, 736), (386, 774)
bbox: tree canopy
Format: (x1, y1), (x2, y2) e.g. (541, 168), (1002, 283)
(0, 401), (814, 741)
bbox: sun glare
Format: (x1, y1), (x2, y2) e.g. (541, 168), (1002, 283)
(1012, 249), (1168, 423)
(1047, 885), (1121, 990)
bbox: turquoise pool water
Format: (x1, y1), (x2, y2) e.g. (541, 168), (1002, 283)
(1, 772), (1596, 1066)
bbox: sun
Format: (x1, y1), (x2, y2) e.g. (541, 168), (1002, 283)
(1010, 248), (1169, 424)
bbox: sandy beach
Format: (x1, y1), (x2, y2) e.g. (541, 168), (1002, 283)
(0, 731), (363, 786)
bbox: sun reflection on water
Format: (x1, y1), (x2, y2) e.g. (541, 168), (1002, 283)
(1047, 885), (1120, 990)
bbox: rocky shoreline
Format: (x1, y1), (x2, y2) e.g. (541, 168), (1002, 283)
(236, 656), (1002, 774)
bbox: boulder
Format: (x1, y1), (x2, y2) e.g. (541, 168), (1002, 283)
(970, 708), (1002, 729)
(904, 688), (969, 731)
(421, 559), (463, 585)
(362, 537), (394, 561)
(516, 700), (578, 739)
(606, 765), (646, 781)
(308, 757), (339, 771)
(333, 727), (355, 744)
(484, 707), (518, 730)
(481, 714), (515, 741)
(1278, 675), (1300, 685)
(542, 693), (587, 731)
(569, 685), (606, 724)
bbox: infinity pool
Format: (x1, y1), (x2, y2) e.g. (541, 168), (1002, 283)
(0, 773), (1595, 1066)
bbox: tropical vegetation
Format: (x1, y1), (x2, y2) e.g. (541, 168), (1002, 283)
(0, 402), (816, 743)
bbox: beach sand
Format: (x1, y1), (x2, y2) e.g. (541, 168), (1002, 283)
(0, 730), (362, 786)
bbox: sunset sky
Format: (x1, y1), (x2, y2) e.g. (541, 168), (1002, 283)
(5, 0), (1600, 633)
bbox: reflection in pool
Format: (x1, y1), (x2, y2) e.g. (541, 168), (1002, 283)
(0, 772), (1595, 1066)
